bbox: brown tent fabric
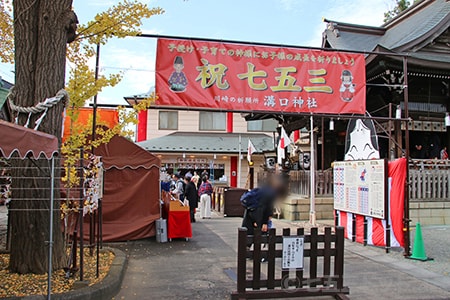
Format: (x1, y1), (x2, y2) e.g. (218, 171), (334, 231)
(0, 120), (58, 159)
(93, 134), (160, 242)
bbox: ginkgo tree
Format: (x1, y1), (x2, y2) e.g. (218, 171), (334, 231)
(63, 1), (162, 185)
(2, 0), (162, 274)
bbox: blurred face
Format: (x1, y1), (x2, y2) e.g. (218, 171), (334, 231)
(342, 75), (352, 83)
(174, 63), (184, 73)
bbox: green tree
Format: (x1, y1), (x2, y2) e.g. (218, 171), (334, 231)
(384, 0), (419, 23)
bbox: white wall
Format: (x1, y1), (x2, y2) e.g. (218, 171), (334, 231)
(146, 110), (276, 139)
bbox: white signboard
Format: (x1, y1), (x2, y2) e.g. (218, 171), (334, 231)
(333, 159), (386, 219)
(282, 236), (304, 270)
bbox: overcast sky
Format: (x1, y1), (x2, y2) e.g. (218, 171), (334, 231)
(0, 0), (393, 105)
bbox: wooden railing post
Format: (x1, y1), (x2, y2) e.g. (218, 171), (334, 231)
(309, 227), (318, 287)
(335, 226), (345, 290)
(296, 227), (305, 288)
(252, 228), (262, 290)
(323, 227), (332, 280)
(237, 227), (247, 294)
(267, 228), (276, 289)
(233, 226), (350, 299)
(281, 228), (290, 284)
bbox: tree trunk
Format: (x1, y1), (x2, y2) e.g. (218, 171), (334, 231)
(9, 0), (74, 274)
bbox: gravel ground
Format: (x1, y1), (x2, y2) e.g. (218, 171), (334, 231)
(384, 224), (450, 277)
(273, 218), (450, 279)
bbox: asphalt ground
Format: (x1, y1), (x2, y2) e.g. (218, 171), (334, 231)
(1, 206), (450, 299)
(112, 213), (450, 300)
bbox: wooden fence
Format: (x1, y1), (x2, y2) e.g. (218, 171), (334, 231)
(231, 226), (349, 300)
(409, 160), (450, 201)
(287, 170), (334, 196)
(260, 160), (450, 201)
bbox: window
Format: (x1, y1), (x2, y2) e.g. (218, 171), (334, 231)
(159, 111), (178, 130)
(247, 119), (278, 132)
(199, 112), (226, 131)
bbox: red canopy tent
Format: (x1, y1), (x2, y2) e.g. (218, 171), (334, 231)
(94, 134), (161, 242)
(0, 120), (58, 159)
(1, 120), (161, 242)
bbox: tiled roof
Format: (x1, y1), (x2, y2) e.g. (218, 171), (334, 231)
(0, 77), (13, 90)
(380, 0), (450, 50)
(323, 28), (381, 52)
(124, 86), (155, 102)
(323, 0), (450, 63)
(137, 132), (274, 153)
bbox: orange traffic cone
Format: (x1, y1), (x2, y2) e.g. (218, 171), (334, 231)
(409, 223), (433, 261)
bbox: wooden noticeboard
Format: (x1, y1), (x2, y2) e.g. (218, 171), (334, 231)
(333, 159), (387, 219)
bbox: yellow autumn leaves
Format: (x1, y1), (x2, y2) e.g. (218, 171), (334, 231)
(0, 249), (115, 297)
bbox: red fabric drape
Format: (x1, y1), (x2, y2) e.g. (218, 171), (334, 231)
(63, 108), (118, 142)
(388, 158), (406, 247)
(168, 211), (192, 239)
(137, 110), (148, 142)
(355, 214), (364, 243)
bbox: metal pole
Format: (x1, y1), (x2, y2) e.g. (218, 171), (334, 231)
(403, 56), (411, 257)
(79, 148), (84, 281)
(321, 117), (325, 171)
(237, 134), (242, 188)
(138, 33), (410, 58)
(249, 167), (254, 189)
(91, 102), (411, 122)
(91, 43), (101, 152)
(47, 156), (55, 300)
(90, 43), (100, 262)
(310, 115), (316, 225)
(388, 104), (393, 160)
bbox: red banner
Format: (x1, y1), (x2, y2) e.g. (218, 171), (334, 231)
(155, 38), (366, 114)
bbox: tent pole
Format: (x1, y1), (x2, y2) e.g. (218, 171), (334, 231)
(91, 43), (101, 151)
(79, 148), (84, 281)
(47, 156), (55, 300)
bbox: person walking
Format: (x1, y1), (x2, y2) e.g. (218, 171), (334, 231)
(184, 176), (198, 223)
(198, 176), (213, 219)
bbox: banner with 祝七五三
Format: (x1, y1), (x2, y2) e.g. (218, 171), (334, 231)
(155, 38), (366, 114)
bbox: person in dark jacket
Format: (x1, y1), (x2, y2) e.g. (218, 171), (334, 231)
(242, 186), (275, 238)
(184, 176), (198, 223)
